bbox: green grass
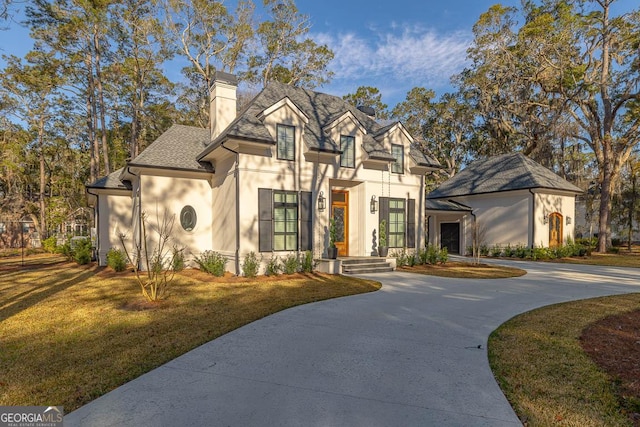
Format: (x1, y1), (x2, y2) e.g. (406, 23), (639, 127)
(489, 293), (640, 426)
(399, 261), (527, 279)
(551, 252), (640, 268)
(0, 254), (380, 412)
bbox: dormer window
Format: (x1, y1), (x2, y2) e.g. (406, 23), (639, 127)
(391, 144), (404, 174)
(340, 135), (355, 168)
(277, 124), (295, 160)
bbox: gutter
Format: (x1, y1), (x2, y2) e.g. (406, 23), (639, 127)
(221, 142), (241, 275)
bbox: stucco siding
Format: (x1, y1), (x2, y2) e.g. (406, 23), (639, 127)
(95, 191), (133, 265)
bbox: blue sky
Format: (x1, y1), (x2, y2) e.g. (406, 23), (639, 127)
(1, 0), (523, 109)
(296, 0), (523, 106)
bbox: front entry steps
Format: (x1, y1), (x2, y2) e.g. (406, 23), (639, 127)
(341, 258), (393, 274)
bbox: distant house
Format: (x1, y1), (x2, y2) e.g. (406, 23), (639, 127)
(426, 153), (583, 254)
(87, 72), (441, 272)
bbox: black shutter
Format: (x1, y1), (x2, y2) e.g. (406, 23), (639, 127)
(407, 198), (416, 248)
(300, 191), (312, 251)
(379, 197), (389, 245)
(258, 188), (272, 252)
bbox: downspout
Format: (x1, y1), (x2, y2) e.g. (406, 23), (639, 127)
(221, 141), (241, 275)
(529, 189), (536, 249)
(86, 188), (99, 263)
(126, 165), (142, 270)
(448, 199), (475, 254)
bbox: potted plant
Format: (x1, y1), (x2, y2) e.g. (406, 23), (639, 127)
(327, 217), (338, 259)
(378, 219), (388, 257)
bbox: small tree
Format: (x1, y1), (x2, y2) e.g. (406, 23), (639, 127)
(470, 219), (487, 265)
(119, 210), (181, 302)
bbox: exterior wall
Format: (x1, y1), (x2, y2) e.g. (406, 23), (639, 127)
(94, 191), (133, 265)
(139, 171), (214, 265)
(210, 151), (239, 269)
(220, 103), (426, 274)
(428, 190), (578, 253)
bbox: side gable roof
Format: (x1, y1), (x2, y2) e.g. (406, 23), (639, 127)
(130, 125), (212, 172)
(427, 153), (583, 199)
(86, 167), (131, 190)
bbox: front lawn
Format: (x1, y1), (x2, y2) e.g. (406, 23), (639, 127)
(489, 293), (640, 426)
(0, 254), (380, 412)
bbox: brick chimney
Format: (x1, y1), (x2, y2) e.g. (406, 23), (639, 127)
(210, 71), (238, 141)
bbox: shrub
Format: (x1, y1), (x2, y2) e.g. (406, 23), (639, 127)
(503, 244), (514, 258)
(106, 248), (127, 272)
(608, 246), (620, 254)
(300, 250), (314, 273)
(57, 241), (73, 260)
(394, 249), (408, 267)
(242, 251), (261, 278)
(172, 246), (185, 272)
(194, 250), (227, 277)
(490, 245), (502, 257)
(418, 248), (428, 265)
(282, 253), (299, 274)
(407, 253), (417, 267)
(514, 244), (528, 259)
(265, 256), (281, 276)
(426, 245), (439, 265)
(73, 238), (92, 265)
(437, 246), (448, 264)
(480, 245), (489, 256)
(42, 236), (57, 253)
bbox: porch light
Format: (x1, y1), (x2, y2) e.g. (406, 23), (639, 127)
(543, 214), (549, 224)
(318, 191), (326, 211)
(566, 216), (572, 225)
(370, 195), (378, 213)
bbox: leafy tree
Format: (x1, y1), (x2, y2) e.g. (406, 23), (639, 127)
(343, 86), (389, 120)
(460, 0), (640, 251)
(0, 51), (63, 238)
(246, 0), (334, 88)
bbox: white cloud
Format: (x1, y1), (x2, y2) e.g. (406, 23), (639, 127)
(313, 23), (472, 103)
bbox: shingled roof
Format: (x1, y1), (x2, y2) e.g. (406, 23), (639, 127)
(86, 168), (131, 190)
(129, 125), (212, 172)
(198, 80), (440, 168)
(427, 153), (583, 199)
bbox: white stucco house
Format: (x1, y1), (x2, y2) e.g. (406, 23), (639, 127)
(425, 153), (583, 254)
(86, 72), (441, 273)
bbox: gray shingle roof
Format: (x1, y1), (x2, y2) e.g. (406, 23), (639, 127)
(87, 168), (131, 190)
(198, 81), (439, 168)
(425, 199), (472, 211)
(130, 125), (212, 172)
(427, 153), (583, 199)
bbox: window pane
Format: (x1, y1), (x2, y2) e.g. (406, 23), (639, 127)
(277, 125), (295, 160)
(274, 221), (285, 233)
(286, 235), (297, 250)
(273, 235), (285, 251)
(340, 135), (355, 168)
(286, 193), (297, 204)
(391, 144), (404, 174)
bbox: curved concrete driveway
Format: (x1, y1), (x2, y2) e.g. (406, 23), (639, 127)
(67, 261), (640, 426)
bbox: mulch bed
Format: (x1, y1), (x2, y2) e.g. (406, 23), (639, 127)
(581, 309), (640, 425)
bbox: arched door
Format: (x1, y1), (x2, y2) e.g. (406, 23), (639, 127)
(549, 212), (563, 248)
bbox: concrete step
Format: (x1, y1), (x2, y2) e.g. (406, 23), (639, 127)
(341, 258), (393, 274)
(342, 265), (394, 274)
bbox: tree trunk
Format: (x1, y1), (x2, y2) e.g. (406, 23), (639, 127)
(94, 25), (110, 175)
(37, 115), (47, 239)
(85, 51), (99, 183)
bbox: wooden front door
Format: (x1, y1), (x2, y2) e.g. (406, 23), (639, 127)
(331, 190), (349, 256)
(549, 212), (563, 248)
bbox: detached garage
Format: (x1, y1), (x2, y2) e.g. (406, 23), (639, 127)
(425, 153), (583, 254)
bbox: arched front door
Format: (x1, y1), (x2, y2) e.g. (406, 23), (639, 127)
(549, 212), (563, 247)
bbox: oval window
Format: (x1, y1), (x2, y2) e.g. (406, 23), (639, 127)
(180, 206), (197, 231)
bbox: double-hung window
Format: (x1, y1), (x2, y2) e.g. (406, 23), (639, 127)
(277, 124), (295, 161)
(340, 135), (355, 168)
(391, 144), (404, 174)
(273, 191), (298, 251)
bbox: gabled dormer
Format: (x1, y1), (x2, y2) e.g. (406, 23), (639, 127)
(321, 111), (368, 167)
